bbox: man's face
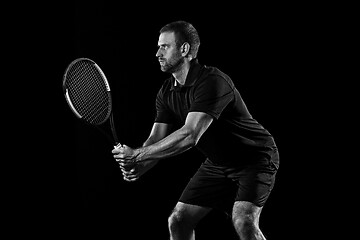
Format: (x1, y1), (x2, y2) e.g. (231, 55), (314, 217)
(156, 31), (184, 73)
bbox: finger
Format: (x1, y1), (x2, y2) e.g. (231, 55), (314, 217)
(118, 160), (136, 167)
(120, 166), (134, 173)
(114, 155), (123, 160)
(112, 147), (125, 155)
(118, 160), (136, 166)
(125, 177), (138, 182)
(117, 159), (129, 164)
(119, 164), (134, 171)
(120, 166), (135, 172)
(123, 176), (131, 182)
(123, 175), (138, 182)
(114, 154), (134, 161)
(121, 168), (130, 174)
(120, 166), (134, 172)
(122, 170), (136, 178)
(111, 148), (120, 154)
(121, 169), (137, 178)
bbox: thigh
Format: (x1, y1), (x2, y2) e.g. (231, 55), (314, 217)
(228, 152), (278, 207)
(179, 160), (236, 212)
(231, 169), (276, 207)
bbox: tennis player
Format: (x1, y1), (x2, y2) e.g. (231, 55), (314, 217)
(112, 20), (279, 240)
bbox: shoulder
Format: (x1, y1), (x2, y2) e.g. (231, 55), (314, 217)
(157, 76), (173, 95)
(197, 65), (235, 90)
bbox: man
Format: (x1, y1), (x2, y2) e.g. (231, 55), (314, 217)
(112, 20), (279, 240)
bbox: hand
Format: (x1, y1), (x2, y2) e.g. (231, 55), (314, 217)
(112, 144), (140, 182)
(119, 160), (157, 182)
(112, 144), (138, 165)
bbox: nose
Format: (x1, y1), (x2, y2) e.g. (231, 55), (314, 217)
(156, 48), (162, 58)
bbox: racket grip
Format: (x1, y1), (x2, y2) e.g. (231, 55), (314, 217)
(114, 143), (123, 149)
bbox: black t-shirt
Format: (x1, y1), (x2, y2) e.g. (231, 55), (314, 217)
(155, 59), (277, 165)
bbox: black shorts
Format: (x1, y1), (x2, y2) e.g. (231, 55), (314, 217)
(179, 149), (279, 213)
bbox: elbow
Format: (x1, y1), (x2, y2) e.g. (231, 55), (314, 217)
(191, 134), (202, 147)
(180, 126), (202, 148)
(184, 131), (199, 148)
(187, 136), (197, 148)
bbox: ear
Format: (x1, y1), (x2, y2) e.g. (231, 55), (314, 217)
(180, 42), (190, 57)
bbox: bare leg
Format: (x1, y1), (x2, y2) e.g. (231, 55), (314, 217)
(168, 202), (212, 240)
(232, 201), (266, 240)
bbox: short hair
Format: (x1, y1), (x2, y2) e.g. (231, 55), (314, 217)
(160, 20), (200, 59)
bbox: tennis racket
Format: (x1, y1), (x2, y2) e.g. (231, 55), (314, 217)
(63, 58), (121, 147)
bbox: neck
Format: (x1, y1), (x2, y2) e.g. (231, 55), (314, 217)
(173, 59), (191, 86)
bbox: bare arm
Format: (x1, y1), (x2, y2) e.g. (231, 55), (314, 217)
(115, 122), (172, 181)
(135, 112), (213, 162)
(143, 122), (173, 147)
(140, 122), (173, 167)
(112, 112), (213, 181)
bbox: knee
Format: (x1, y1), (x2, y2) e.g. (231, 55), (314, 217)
(168, 210), (187, 232)
(232, 214), (258, 234)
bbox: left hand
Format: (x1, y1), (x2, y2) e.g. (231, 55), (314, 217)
(112, 144), (138, 167)
(112, 145), (139, 181)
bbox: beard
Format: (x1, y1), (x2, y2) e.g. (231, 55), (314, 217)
(160, 51), (185, 73)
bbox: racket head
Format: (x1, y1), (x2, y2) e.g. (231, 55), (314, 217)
(63, 58), (113, 126)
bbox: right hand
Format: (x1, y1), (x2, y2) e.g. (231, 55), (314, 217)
(112, 144), (157, 182)
(120, 161), (149, 182)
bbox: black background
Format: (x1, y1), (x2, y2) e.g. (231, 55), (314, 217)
(6, 2), (338, 239)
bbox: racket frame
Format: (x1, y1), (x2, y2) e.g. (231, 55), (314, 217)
(63, 57), (120, 145)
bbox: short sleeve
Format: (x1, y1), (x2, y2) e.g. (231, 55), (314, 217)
(189, 76), (234, 119)
(154, 87), (175, 123)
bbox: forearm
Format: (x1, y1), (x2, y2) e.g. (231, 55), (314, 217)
(140, 136), (160, 167)
(142, 136), (158, 147)
(136, 127), (195, 162)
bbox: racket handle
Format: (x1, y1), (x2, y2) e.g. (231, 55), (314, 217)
(114, 142), (123, 149)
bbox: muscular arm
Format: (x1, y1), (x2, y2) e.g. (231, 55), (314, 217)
(135, 112), (213, 162)
(117, 122), (172, 181)
(143, 122), (172, 147)
(139, 122), (173, 168)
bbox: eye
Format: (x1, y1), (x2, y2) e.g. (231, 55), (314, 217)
(159, 45), (168, 50)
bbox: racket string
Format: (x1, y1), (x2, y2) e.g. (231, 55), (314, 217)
(65, 60), (111, 125)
